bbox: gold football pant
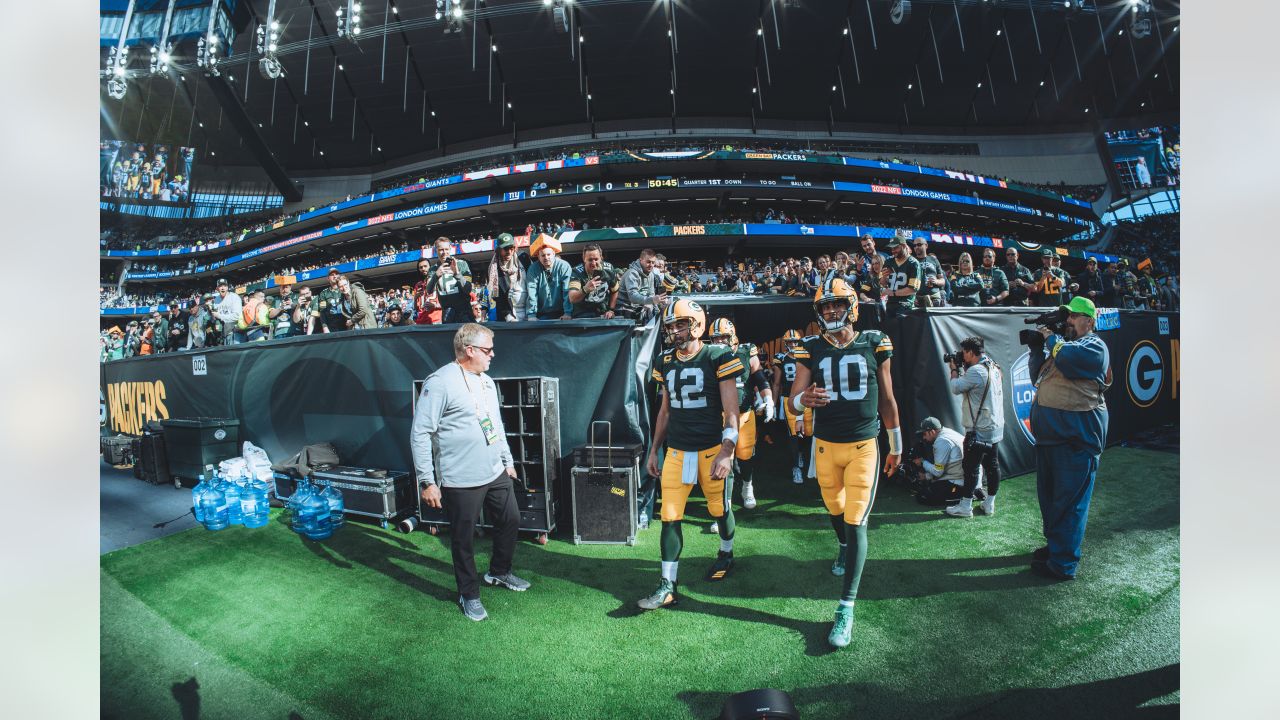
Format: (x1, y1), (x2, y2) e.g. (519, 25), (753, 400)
(814, 437), (880, 525)
(660, 446), (732, 522)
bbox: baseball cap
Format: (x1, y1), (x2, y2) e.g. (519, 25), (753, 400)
(1086, 257), (1097, 264)
(216, 278), (229, 287)
(328, 267), (341, 276)
(918, 417), (942, 433)
(1118, 258), (1130, 266)
(1041, 247), (1055, 257)
(1059, 296), (1097, 319)
(497, 233), (516, 249)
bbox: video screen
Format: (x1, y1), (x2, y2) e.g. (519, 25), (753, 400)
(1104, 125), (1179, 191)
(99, 141), (195, 203)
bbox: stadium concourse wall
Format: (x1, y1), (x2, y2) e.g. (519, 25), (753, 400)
(694, 297), (1179, 478)
(100, 321), (659, 479)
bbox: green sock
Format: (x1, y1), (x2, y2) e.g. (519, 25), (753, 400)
(840, 522), (869, 603)
(829, 514), (847, 544)
(717, 506), (736, 544)
(660, 521), (683, 563)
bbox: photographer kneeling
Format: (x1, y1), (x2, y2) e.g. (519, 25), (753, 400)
(914, 417), (968, 506)
(947, 336), (1005, 518)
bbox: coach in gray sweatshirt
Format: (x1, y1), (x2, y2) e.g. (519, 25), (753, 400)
(411, 323), (531, 621)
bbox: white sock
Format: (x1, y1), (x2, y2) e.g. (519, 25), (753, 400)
(660, 561), (678, 583)
(719, 537), (734, 553)
(839, 599), (855, 608)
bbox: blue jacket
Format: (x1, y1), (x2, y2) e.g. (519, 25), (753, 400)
(526, 257), (574, 319)
(1029, 333), (1111, 455)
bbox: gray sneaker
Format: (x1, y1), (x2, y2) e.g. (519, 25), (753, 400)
(483, 571), (531, 592)
(459, 596), (488, 621)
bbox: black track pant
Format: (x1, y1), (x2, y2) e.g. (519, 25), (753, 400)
(961, 440), (1001, 499)
(441, 473), (520, 599)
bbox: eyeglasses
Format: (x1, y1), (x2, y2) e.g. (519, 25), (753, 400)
(468, 345), (495, 356)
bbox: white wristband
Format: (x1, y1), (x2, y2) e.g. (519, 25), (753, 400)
(886, 427), (903, 456)
(791, 393), (806, 413)
(721, 426), (739, 445)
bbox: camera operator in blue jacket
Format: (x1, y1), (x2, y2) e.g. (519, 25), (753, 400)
(1027, 297), (1112, 581)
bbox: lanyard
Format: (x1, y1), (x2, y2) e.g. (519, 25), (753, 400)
(457, 363), (490, 421)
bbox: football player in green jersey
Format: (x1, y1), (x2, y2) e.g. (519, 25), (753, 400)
(789, 276), (903, 649)
(772, 329), (813, 484)
(638, 299), (745, 611)
(707, 318), (774, 512)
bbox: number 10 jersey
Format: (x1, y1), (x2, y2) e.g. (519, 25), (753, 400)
(652, 344), (745, 451)
(794, 331), (894, 443)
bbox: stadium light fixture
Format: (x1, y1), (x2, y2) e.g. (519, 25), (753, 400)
(337, 1), (363, 41)
(843, 27), (849, 35)
(907, 83), (913, 89)
(256, 4), (285, 80)
(977, 81), (982, 88)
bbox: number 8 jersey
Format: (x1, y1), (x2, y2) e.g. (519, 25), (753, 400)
(652, 344), (745, 451)
(794, 331), (894, 443)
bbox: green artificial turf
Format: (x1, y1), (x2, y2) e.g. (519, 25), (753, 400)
(101, 445), (1179, 719)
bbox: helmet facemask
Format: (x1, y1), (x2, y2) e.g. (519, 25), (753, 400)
(664, 318), (696, 351)
(814, 298), (854, 333)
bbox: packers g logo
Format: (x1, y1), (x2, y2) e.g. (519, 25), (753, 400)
(1127, 341), (1163, 408)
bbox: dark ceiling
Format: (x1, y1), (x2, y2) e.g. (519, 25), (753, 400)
(101, 0), (1180, 174)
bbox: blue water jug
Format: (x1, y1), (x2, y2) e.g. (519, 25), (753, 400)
(320, 483), (345, 532)
(191, 473), (210, 523)
(288, 479), (315, 533)
(220, 474), (243, 526)
(240, 479), (270, 529)
(199, 481), (229, 531)
(299, 490), (333, 541)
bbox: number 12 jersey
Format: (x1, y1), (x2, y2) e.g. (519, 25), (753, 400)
(794, 331), (894, 443)
(652, 344), (745, 451)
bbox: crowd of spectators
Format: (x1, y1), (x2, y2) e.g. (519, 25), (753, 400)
(112, 203), (1041, 292)
(101, 224), (1177, 362)
(1105, 214), (1180, 276)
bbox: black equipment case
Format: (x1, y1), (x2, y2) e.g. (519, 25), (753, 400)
(570, 422), (643, 545)
(100, 434), (134, 465)
(136, 424), (171, 486)
(160, 418), (240, 488)
(309, 465), (414, 528)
